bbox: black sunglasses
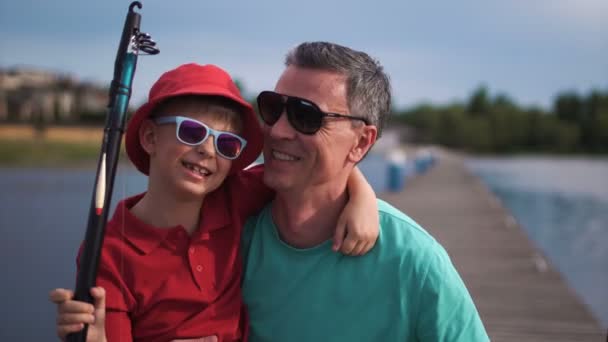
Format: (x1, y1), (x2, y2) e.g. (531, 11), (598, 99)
(256, 91), (370, 135)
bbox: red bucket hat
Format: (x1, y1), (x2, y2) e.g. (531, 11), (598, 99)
(125, 63), (262, 175)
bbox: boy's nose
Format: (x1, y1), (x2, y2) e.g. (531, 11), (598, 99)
(196, 136), (216, 157)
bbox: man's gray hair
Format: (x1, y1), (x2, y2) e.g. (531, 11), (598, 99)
(285, 41), (392, 137)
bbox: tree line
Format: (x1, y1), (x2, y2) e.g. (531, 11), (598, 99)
(391, 86), (608, 154)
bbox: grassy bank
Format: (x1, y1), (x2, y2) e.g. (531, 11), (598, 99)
(0, 125), (125, 167)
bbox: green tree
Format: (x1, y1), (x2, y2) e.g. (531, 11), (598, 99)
(580, 90), (608, 152)
(391, 86), (607, 154)
(467, 85), (490, 117)
(553, 91), (582, 123)
(537, 116), (579, 153)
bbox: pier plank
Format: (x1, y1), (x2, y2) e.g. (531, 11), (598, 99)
(379, 151), (605, 341)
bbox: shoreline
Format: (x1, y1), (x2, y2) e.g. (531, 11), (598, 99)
(1, 124), (607, 168)
(0, 124), (608, 168)
(0, 124), (120, 167)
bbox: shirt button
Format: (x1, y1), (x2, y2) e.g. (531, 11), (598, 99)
(196, 265), (203, 272)
(189, 247), (195, 254)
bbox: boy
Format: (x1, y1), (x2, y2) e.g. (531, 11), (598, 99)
(50, 63), (379, 341)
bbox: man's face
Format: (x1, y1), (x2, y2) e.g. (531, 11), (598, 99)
(262, 66), (362, 193)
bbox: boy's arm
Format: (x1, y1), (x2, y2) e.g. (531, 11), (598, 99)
(334, 166), (379, 256)
(104, 311), (133, 341)
(237, 164), (378, 256)
(233, 164), (275, 221)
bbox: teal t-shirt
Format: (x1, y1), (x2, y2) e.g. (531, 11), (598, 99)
(241, 200), (489, 341)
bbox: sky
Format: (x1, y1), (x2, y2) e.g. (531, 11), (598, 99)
(1, 0), (606, 111)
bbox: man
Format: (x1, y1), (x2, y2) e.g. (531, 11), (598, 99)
(241, 41), (489, 341)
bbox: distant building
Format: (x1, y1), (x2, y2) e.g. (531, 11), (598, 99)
(0, 67), (108, 123)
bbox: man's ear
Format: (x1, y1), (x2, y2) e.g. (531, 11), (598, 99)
(349, 125), (377, 163)
(139, 119), (158, 156)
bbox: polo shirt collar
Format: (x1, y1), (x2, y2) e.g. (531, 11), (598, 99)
(111, 187), (231, 255)
(197, 183), (231, 235)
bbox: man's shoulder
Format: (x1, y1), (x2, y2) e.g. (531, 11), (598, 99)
(377, 199), (437, 245)
(376, 199), (446, 262)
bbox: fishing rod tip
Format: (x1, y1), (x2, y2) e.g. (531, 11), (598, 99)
(129, 1), (143, 12)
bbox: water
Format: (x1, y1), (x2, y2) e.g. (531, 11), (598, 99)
(467, 156), (608, 329)
(1, 155), (606, 339)
(0, 165), (147, 341)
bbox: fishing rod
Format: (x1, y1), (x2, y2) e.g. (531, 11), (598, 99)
(67, 2), (158, 341)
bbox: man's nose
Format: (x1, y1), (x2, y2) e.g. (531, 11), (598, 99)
(268, 110), (296, 139)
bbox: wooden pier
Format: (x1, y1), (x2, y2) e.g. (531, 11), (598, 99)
(379, 150), (606, 341)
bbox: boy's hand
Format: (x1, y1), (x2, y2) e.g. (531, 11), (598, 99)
(49, 287), (107, 342)
(335, 167), (380, 256)
(333, 196), (380, 256)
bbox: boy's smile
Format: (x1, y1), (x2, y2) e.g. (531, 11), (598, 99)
(181, 160), (212, 178)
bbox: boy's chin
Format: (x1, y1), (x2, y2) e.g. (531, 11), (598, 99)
(180, 179), (223, 198)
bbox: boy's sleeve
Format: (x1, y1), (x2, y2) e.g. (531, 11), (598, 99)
(231, 164), (275, 220)
(76, 243), (136, 340)
(105, 311), (133, 341)
(415, 244), (490, 342)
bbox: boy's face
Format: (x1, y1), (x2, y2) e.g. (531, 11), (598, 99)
(141, 98), (242, 200)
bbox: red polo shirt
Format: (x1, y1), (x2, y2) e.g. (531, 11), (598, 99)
(79, 166), (272, 342)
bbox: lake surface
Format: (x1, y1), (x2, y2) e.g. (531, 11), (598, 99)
(1, 154), (606, 340)
(0, 165), (147, 340)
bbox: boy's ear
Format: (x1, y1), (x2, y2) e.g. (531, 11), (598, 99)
(348, 125), (377, 163)
(139, 119), (158, 156)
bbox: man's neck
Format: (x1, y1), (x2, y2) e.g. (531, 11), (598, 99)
(271, 180), (349, 249)
(131, 185), (203, 235)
